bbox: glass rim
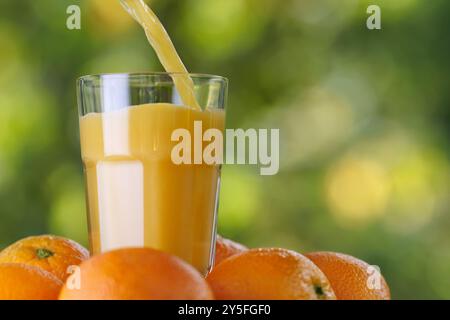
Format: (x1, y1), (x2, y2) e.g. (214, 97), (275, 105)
(77, 72), (228, 84)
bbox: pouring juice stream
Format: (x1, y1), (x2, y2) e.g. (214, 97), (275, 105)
(119, 0), (200, 110)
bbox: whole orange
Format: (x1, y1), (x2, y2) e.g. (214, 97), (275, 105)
(0, 263), (63, 300)
(59, 247), (213, 300)
(214, 235), (247, 266)
(207, 248), (336, 300)
(305, 251), (390, 300)
(0, 235), (89, 282)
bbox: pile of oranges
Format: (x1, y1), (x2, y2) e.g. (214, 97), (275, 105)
(0, 234), (390, 300)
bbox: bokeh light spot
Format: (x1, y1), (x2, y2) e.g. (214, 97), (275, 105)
(88, 0), (136, 37)
(384, 150), (449, 233)
(326, 156), (390, 226)
(182, 0), (270, 59)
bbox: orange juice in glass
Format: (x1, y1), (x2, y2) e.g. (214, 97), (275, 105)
(77, 73), (227, 274)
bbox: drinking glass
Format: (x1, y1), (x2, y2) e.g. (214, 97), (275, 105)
(77, 73), (227, 275)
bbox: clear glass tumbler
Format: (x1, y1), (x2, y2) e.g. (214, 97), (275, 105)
(77, 73), (227, 275)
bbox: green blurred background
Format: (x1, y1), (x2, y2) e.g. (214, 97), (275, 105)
(0, 0), (449, 299)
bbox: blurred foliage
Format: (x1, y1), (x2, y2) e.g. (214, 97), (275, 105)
(0, 0), (449, 299)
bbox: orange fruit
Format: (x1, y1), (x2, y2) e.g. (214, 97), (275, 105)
(0, 235), (89, 282)
(305, 251), (390, 300)
(214, 235), (247, 266)
(207, 248), (336, 300)
(0, 263), (63, 300)
(59, 247), (213, 300)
